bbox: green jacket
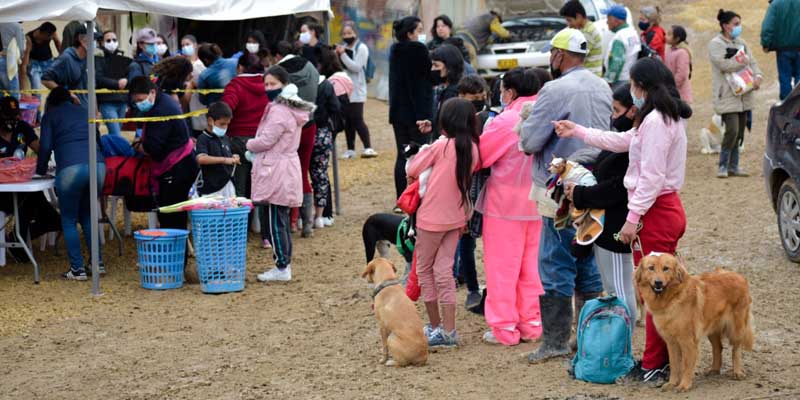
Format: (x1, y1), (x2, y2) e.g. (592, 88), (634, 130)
(761, 0), (800, 51)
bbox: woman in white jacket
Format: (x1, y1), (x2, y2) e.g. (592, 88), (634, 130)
(335, 22), (376, 159)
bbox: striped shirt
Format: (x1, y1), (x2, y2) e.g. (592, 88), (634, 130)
(582, 21), (604, 77)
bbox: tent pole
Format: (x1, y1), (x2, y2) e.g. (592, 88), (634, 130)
(87, 19), (102, 297)
(324, 12), (341, 216)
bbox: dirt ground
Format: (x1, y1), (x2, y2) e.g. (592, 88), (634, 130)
(2, 1), (800, 399)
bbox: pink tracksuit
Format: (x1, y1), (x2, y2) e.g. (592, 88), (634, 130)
(476, 95), (544, 345)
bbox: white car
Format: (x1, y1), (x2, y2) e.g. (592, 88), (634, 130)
(477, 0), (634, 77)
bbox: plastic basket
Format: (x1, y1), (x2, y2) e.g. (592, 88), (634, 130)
(19, 95), (40, 126)
(190, 207), (250, 293)
(134, 229), (188, 290)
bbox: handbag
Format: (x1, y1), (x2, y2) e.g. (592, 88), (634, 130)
(724, 47), (755, 96)
(396, 180), (421, 214)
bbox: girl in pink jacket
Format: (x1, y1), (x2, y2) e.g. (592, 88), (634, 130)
(477, 68), (544, 346)
(554, 58), (692, 385)
(406, 98), (480, 348)
(249, 65), (316, 283)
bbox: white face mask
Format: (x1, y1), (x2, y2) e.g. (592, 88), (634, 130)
(246, 43), (260, 54)
(104, 41), (118, 53)
(299, 31), (312, 44)
(417, 33), (427, 44)
(182, 44), (194, 57)
(156, 44), (168, 56)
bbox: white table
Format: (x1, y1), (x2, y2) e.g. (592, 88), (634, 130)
(0, 178), (55, 284)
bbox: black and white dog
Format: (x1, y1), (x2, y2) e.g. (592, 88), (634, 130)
(362, 213), (414, 265)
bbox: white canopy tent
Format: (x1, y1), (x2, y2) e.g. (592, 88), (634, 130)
(0, 0), (333, 295)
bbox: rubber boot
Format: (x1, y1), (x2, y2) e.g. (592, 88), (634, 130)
(569, 291), (602, 350)
(728, 147), (749, 177)
(301, 194), (314, 238)
(527, 296), (573, 364)
(717, 149), (730, 178)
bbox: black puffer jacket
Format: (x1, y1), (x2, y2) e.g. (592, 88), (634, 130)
(388, 41), (432, 125)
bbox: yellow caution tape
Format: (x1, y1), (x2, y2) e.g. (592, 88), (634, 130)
(90, 108), (208, 124)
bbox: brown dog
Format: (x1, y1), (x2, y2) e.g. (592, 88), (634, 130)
(636, 253), (755, 392)
(362, 258), (428, 367)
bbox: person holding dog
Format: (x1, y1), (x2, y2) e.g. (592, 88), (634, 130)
(554, 57), (693, 387)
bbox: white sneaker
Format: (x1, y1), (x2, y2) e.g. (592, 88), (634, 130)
(482, 330), (501, 345)
(314, 217), (325, 229)
(342, 150), (356, 159)
(362, 148), (378, 158)
(256, 265), (292, 282)
(322, 217), (334, 227)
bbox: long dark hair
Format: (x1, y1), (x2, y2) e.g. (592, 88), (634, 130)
(430, 44), (464, 85)
(629, 58), (685, 126)
(393, 16), (421, 42)
(317, 46), (343, 77)
(438, 98), (480, 208)
(430, 15), (453, 40)
(717, 9), (740, 32)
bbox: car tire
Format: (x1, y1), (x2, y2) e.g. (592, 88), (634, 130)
(778, 179), (800, 263)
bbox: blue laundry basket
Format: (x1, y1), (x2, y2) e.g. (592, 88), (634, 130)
(134, 229), (189, 290)
(190, 207), (250, 293)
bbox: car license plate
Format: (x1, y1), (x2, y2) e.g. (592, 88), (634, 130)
(497, 59), (518, 69)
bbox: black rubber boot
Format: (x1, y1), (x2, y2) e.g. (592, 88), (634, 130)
(527, 296), (573, 364)
(570, 291), (602, 350)
(301, 193), (314, 238)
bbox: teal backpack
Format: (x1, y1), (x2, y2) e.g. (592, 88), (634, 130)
(571, 296), (635, 384)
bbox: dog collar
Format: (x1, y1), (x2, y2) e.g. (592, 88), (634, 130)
(372, 279), (402, 299)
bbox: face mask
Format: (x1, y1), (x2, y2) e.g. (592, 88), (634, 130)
(550, 51), (563, 80)
(471, 100), (486, 112)
(246, 43), (260, 54)
(630, 89), (646, 109)
(182, 45), (194, 57)
(212, 125), (227, 137)
(136, 94), (154, 113)
(144, 43), (157, 57)
(266, 88), (282, 101)
(343, 36), (356, 45)
(104, 41), (118, 53)
(638, 21), (650, 31)
(299, 32), (312, 44)
(430, 69), (444, 85)
(731, 25), (742, 39)
(156, 44), (168, 56)
(612, 110), (635, 132)
(417, 34), (427, 44)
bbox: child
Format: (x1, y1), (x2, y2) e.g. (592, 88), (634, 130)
(249, 65), (316, 283)
(407, 98), (480, 347)
(311, 52), (342, 228)
(195, 102), (239, 197)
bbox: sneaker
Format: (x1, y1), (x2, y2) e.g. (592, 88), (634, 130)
(256, 265), (292, 282)
(262, 239), (272, 249)
(62, 268), (87, 281)
(716, 166), (729, 178)
(314, 217), (325, 229)
(423, 323), (438, 339)
(362, 148), (378, 158)
(428, 327), (459, 348)
(616, 361), (669, 387)
(465, 290), (482, 310)
(730, 168), (750, 177)
(322, 217), (334, 227)
(482, 330), (500, 344)
(85, 261), (107, 276)
(342, 150), (356, 160)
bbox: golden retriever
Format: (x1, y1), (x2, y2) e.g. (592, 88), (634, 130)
(362, 258), (428, 367)
(636, 253), (754, 392)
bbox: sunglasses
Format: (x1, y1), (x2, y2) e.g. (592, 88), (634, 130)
(105, 38), (118, 43)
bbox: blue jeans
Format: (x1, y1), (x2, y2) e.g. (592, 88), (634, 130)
(55, 163), (106, 270)
(99, 101), (128, 137)
(538, 217), (602, 297)
(0, 56), (20, 98)
(453, 234), (479, 292)
(28, 59), (52, 121)
(777, 50), (800, 100)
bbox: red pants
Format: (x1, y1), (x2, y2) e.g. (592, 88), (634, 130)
(299, 123), (316, 194)
(634, 192), (686, 370)
(406, 251), (421, 301)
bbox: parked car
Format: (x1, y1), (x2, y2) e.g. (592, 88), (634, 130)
(477, 0), (633, 77)
(764, 85), (800, 262)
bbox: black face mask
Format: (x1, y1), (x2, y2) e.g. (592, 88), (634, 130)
(266, 88), (282, 101)
(343, 37), (356, 45)
(549, 51), (563, 80)
(430, 70), (445, 85)
(611, 109), (635, 132)
(470, 99), (486, 112)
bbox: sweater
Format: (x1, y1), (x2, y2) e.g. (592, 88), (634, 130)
(761, 0), (800, 51)
(36, 102), (104, 175)
(708, 34), (762, 114)
(141, 92), (192, 162)
(197, 57), (238, 105)
(42, 47), (88, 108)
(389, 41), (433, 125)
(339, 41), (369, 103)
(314, 79), (341, 129)
(582, 21), (604, 77)
(221, 74), (269, 138)
(665, 45), (693, 103)
(571, 151), (630, 253)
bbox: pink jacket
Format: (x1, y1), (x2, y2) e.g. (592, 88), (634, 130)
(247, 101), (312, 207)
(407, 135), (480, 232)
(476, 95), (539, 220)
(665, 46), (693, 103)
(328, 72), (354, 98)
(574, 110), (687, 224)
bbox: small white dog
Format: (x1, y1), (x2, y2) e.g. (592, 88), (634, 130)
(700, 115), (745, 155)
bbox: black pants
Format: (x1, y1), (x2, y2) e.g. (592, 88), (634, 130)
(343, 102), (371, 150)
(721, 112), (746, 151)
(156, 154), (199, 229)
(392, 122), (427, 199)
(264, 203), (292, 269)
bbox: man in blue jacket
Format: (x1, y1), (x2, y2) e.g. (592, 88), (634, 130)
(42, 26), (96, 109)
(761, 0), (800, 100)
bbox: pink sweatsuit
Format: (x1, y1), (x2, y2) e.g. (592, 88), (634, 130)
(407, 136), (479, 305)
(477, 95), (544, 345)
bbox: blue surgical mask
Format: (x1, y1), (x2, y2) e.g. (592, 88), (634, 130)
(182, 44), (195, 57)
(630, 89), (645, 109)
(731, 25), (742, 39)
(136, 95), (154, 113)
(145, 43), (157, 56)
(417, 33), (427, 44)
(212, 125), (227, 137)
(638, 21), (650, 31)
(266, 88), (282, 101)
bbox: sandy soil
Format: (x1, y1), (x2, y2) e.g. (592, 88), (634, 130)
(2, 1), (800, 399)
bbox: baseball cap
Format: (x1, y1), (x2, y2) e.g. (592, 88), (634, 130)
(602, 5), (628, 21)
(136, 28), (158, 44)
(547, 28), (588, 54)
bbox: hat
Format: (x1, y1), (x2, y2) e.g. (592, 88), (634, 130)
(602, 5), (628, 21)
(0, 97), (20, 119)
(136, 28), (158, 44)
(548, 28), (588, 54)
